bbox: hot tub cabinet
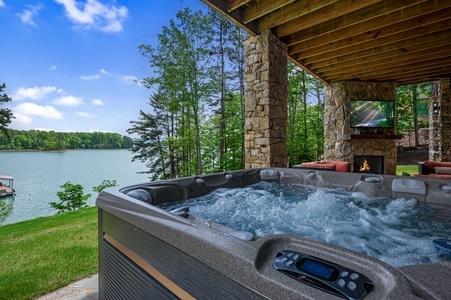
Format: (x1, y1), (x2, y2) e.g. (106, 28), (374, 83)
(97, 168), (451, 300)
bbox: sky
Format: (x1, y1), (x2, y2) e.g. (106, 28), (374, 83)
(0, 0), (207, 136)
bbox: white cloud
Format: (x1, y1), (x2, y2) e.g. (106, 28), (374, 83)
(14, 102), (64, 119)
(121, 75), (138, 84)
(76, 111), (96, 118)
(92, 98), (104, 105)
(49, 65), (57, 71)
(100, 68), (111, 76)
(17, 4), (44, 26)
(0, 1), (5, 8)
(54, 0), (128, 32)
(54, 95), (84, 106)
(12, 86), (57, 101)
(81, 74), (100, 80)
(11, 112), (32, 125)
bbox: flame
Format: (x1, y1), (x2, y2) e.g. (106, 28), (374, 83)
(359, 160), (371, 172)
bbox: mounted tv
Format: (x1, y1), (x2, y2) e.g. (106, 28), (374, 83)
(350, 100), (395, 128)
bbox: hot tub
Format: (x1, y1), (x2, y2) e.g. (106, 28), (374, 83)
(96, 168), (451, 300)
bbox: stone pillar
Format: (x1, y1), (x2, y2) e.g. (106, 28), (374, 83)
(244, 30), (288, 168)
(323, 81), (398, 175)
(430, 78), (451, 161)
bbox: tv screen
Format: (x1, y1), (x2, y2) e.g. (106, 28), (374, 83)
(350, 100), (395, 128)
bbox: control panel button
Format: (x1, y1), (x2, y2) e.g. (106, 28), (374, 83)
(348, 281), (357, 291)
(292, 254), (299, 260)
(338, 279), (345, 287)
(340, 271), (349, 277)
(350, 273), (359, 280)
(286, 260), (294, 266)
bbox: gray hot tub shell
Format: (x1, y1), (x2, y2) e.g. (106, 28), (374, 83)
(96, 168), (451, 299)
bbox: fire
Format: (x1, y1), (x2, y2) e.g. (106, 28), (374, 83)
(359, 160), (371, 172)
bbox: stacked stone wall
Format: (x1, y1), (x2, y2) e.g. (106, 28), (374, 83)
(244, 30), (288, 168)
(324, 81), (398, 175)
(431, 78), (451, 161)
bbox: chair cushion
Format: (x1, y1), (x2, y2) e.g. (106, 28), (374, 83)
(327, 160), (350, 172)
(301, 163), (336, 170)
(424, 161), (451, 172)
(435, 167), (451, 175)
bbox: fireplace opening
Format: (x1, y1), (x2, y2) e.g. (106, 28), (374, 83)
(354, 156), (384, 174)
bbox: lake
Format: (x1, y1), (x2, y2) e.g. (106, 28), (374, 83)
(0, 150), (149, 225)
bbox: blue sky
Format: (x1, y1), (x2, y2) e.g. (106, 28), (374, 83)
(0, 0), (207, 135)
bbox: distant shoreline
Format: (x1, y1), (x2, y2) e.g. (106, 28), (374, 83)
(0, 148), (131, 153)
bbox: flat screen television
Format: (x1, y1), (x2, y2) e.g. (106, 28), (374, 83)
(350, 100), (395, 128)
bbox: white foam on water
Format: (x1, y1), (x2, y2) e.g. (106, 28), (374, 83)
(160, 182), (451, 267)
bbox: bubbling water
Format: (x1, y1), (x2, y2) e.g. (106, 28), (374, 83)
(160, 182), (451, 267)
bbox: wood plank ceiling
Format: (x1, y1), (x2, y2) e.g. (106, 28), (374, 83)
(200, 0), (451, 86)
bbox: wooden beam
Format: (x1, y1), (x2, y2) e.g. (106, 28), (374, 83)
(257, 0), (343, 32)
(302, 29), (451, 66)
(324, 50), (450, 78)
(244, 0), (295, 23)
(316, 45), (451, 78)
(228, 0), (251, 12)
(282, 0), (427, 46)
(372, 68), (451, 83)
(288, 2), (451, 55)
(271, 0), (382, 37)
(328, 57), (451, 82)
(293, 18), (451, 60)
(200, 0), (258, 34)
(308, 35), (451, 70)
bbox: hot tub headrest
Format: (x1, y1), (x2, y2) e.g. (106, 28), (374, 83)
(126, 189), (152, 203)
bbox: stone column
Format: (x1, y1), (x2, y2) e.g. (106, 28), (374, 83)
(244, 30), (288, 168)
(430, 78), (451, 161)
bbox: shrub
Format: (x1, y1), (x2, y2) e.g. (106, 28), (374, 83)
(49, 181), (91, 213)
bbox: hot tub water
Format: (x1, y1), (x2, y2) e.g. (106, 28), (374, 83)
(160, 182), (451, 268)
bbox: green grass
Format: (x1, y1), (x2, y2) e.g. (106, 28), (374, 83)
(396, 165), (419, 176)
(0, 207), (98, 300)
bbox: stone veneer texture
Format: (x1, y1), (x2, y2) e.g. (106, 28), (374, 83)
(244, 30), (288, 168)
(429, 79), (451, 162)
(324, 81), (398, 175)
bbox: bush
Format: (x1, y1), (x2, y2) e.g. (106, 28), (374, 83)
(49, 181), (91, 213)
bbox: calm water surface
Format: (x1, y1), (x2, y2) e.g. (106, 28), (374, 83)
(0, 150), (149, 225)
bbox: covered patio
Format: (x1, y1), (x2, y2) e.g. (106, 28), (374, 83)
(200, 0), (451, 175)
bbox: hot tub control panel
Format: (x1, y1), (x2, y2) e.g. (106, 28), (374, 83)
(274, 250), (374, 300)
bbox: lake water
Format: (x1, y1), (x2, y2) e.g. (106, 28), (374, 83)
(0, 150), (149, 225)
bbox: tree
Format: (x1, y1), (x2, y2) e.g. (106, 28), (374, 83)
(93, 180), (118, 193)
(49, 181), (91, 213)
(0, 83), (14, 138)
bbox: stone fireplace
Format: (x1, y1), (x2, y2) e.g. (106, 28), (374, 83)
(323, 81), (399, 175)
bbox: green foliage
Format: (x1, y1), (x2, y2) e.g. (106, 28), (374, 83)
(0, 83), (15, 138)
(49, 181), (91, 213)
(93, 179), (118, 193)
(132, 9), (324, 179)
(0, 198), (13, 225)
(396, 83), (432, 134)
(0, 207), (97, 299)
(286, 62), (324, 165)
(0, 129), (133, 151)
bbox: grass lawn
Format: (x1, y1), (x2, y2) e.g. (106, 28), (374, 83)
(396, 165), (419, 176)
(0, 207), (98, 300)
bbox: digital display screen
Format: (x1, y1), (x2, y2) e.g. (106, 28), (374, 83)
(298, 259), (336, 281)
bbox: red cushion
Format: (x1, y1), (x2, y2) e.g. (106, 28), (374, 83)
(424, 161), (451, 172)
(301, 163), (336, 170)
(428, 174), (451, 179)
(327, 160), (350, 172)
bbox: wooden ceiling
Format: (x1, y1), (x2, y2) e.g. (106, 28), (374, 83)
(200, 0), (451, 86)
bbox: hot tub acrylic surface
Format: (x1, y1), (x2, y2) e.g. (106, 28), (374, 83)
(97, 168), (451, 300)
